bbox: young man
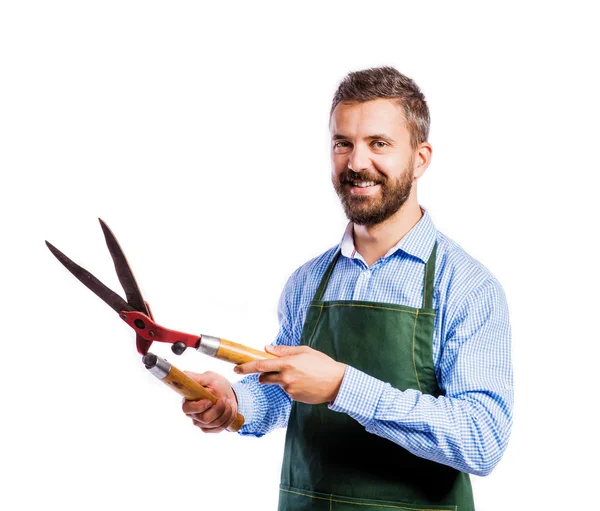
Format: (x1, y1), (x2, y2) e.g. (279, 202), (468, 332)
(183, 66), (513, 510)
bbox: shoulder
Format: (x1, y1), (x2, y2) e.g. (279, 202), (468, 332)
(276, 246), (339, 332)
(435, 230), (497, 286)
(434, 230), (508, 324)
(283, 245), (339, 298)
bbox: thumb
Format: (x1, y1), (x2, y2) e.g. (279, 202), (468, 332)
(265, 344), (305, 356)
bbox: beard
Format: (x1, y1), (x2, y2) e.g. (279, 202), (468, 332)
(332, 160), (414, 226)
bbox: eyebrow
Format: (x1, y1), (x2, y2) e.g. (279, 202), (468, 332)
(332, 133), (395, 143)
(367, 133), (395, 142)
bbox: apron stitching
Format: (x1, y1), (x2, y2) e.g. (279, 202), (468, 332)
(312, 303), (435, 316)
(306, 304), (325, 347)
(317, 250), (340, 301)
(412, 309), (423, 393)
(280, 488), (447, 510)
(423, 259), (429, 308)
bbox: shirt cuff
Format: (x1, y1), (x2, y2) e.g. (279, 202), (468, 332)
(328, 365), (389, 425)
(231, 381), (258, 428)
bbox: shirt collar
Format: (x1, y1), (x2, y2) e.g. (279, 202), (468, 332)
(339, 206), (437, 264)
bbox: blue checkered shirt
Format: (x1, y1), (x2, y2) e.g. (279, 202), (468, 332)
(232, 208), (513, 476)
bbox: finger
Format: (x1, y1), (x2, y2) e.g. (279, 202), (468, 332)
(193, 417), (228, 434)
(234, 358), (286, 375)
(200, 399), (235, 429)
(264, 345), (309, 356)
(258, 372), (284, 385)
(200, 425), (227, 434)
(182, 399), (213, 415)
(192, 396), (228, 425)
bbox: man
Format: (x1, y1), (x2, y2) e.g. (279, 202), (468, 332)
(182, 66), (513, 510)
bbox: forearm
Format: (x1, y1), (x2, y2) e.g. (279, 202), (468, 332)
(330, 367), (513, 476)
(229, 264), (305, 436)
(232, 373), (292, 437)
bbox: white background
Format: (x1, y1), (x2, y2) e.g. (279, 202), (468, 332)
(1, 2), (598, 509)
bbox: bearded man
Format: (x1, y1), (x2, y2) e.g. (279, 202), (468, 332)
(183, 66), (513, 511)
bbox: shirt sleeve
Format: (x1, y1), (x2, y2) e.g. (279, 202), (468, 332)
(329, 277), (514, 476)
(231, 273), (298, 437)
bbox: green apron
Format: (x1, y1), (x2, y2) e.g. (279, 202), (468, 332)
(278, 244), (474, 510)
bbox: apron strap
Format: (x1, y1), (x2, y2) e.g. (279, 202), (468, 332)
(314, 240), (437, 307)
(422, 241), (437, 309)
(314, 249), (342, 302)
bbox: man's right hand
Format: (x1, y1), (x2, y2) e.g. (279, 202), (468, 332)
(182, 371), (238, 433)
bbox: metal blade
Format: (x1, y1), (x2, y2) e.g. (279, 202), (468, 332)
(45, 240), (134, 314)
(98, 219), (149, 316)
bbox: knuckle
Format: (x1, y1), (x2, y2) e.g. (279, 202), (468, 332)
(215, 416), (228, 428)
(183, 405), (198, 415)
(192, 413), (206, 425)
(187, 400), (207, 414)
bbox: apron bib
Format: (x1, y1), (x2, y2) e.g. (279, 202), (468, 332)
(278, 244), (474, 510)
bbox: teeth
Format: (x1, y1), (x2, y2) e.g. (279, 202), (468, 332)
(351, 181), (376, 188)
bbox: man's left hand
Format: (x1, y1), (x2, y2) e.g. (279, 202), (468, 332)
(233, 345), (347, 405)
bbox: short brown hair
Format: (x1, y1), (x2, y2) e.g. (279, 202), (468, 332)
(330, 66), (430, 149)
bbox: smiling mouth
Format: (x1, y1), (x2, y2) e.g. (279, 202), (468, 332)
(350, 180), (377, 188)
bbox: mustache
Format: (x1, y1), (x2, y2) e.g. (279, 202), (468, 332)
(339, 170), (385, 184)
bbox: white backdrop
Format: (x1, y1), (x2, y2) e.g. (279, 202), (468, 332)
(1, 2), (598, 510)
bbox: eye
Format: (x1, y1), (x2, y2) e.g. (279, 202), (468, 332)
(333, 141), (351, 153)
(372, 141), (388, 149)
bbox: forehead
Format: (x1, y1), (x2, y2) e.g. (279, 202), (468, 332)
(329, 98), (408, 138)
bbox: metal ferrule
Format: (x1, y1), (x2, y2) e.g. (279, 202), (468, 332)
(197, 334), (221, 357)
(144, 353), (172, 379)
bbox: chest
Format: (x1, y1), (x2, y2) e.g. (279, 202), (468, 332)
(321, 256), (430, 307)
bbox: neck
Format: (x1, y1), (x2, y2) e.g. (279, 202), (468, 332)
(352, 198), (423, 267)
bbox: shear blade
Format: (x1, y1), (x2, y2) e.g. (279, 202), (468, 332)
(98, 218), (149, 317)
(45, 240), (133, 315)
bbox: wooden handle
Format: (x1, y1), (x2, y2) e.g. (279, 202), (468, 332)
(162, 363), (245, 433)
(216, 338), (279, 364)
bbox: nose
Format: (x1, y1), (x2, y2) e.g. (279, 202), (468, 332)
(347, 143), (371, 173)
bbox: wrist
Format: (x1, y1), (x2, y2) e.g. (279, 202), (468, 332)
(329, 363), (347, 403)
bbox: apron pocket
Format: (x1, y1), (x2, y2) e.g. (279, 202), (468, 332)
(279, 485), (457, 511)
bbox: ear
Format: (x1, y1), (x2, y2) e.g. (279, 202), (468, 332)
(413, 142), (432, 179)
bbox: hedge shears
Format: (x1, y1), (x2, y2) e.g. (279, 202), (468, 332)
(46, 219), (276, 431)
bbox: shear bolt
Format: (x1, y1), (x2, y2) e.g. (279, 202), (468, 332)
(172, 342), (187, 355)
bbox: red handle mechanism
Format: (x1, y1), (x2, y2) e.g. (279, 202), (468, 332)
(119, 310), (200, 350)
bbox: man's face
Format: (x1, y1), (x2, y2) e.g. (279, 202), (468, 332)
(330, 98), (416, 226)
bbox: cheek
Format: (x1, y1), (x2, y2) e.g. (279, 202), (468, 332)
(331, 153), (348, 174)
(375, 154), (407, 177)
